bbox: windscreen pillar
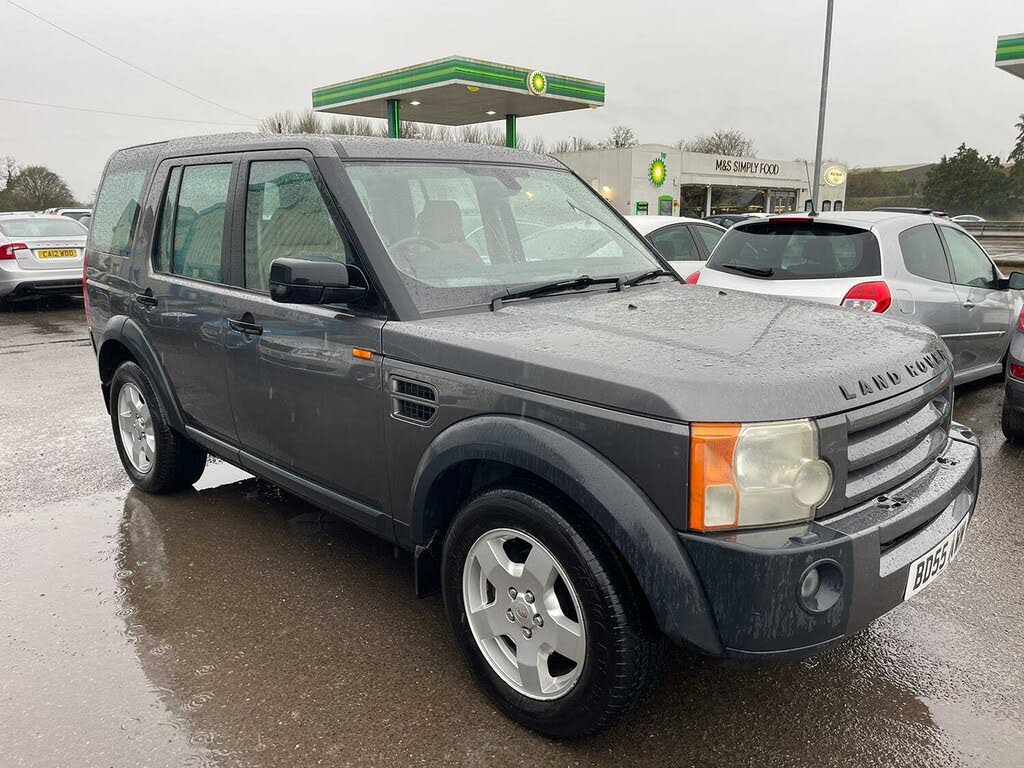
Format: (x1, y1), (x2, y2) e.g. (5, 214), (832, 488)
(386, 99), (401, 139)
(505, 114), (517, 148)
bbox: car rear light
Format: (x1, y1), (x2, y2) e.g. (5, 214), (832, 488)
(841, 281), (891, 313)
(685, 270), (700, 285)
(0, 242), (27, 260)
(1011, 364), (1024, 381)
(1016, 306), (1024, 332)
(82, 248), (91, 324)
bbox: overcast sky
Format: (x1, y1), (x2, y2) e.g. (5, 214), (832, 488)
(2, 0), (1022, 200)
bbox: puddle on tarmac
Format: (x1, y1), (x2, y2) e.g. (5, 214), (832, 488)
(0, 450), (1020, 767)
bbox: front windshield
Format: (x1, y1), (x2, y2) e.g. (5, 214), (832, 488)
(345, 162), (661, 312)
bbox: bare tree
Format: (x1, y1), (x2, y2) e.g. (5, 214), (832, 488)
(525, 136), (547, 154)
(5, 165), (76, 209)
(2, 156), (18, 188)
(548, 138), (572, 154)
(601, 125), (637, 148)
(325, 115), (378, 136)
(294, 108), (323, 134)
(259, 110), (297, 134)
(677, 129), (756, 157)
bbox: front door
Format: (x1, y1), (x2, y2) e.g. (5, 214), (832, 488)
(134, 157), (239, 443)
(939, 225), (1011, 374)
(223, 152), (389, 517)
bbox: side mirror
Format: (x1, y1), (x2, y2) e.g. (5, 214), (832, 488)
(1007, 271), (1024, 291)
(269, 257), (367, 305)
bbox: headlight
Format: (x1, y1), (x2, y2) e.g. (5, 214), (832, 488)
(689, 419), (833, 531)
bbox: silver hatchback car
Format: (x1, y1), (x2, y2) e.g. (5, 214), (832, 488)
(690, 212), (1024, 384)
(0, 213), (88, 300)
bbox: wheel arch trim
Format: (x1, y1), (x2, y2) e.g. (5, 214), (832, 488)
(408, 415), (722, 654)
(96, 315), (186, 431)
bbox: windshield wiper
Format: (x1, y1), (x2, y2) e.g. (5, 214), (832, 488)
(719, 262), (774, 278)
(617, 268), (674, 289)
(491, 274), (621, 310)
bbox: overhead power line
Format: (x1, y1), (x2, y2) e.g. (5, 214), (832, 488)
(0, 96), (254, 126)
(6, 0), (258, 122)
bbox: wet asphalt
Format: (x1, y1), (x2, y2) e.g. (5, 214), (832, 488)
(1, 299), (1023, 768)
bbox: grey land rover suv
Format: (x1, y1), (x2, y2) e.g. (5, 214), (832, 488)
(85, 134), (981, 738)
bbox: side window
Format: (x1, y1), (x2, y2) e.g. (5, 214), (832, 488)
(692, 224), (724, 253)
(899, 224), (950, 283)
(153, 163), (232, 283)
(940, 227), (997, 288)
(91, 168), (146, 257)
(821, 200), (832, 212)
(648, 226), (700, 261)
(833, 200), (844, 212)
(244, 160), (349, 292)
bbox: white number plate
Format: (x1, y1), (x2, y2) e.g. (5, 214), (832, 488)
(903, 514), (970, 601)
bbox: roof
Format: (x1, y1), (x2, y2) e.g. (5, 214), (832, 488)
(147, 132), (564, 167)
(625, 215), (717, 235)
(732, 211), (944, 231)
(312, 56), (605, 125)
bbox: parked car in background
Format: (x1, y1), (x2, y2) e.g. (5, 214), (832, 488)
(44, 207), (93, 222)
(1002, 313), (1024, 442)
(688, 212), (1024, 384)
(0, 213), (87, 301)
(952, 214), (987, 224)
(873, 206), (950, 219)
(626, 215), (725, 273)
(705, 212), (766, 228)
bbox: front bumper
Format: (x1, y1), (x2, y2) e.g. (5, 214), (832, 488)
(678, 423), (980, 660)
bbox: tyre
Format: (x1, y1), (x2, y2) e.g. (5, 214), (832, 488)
(441, 485), (665, 738)
(1002, 399), (1024, 444)
(109, 361), (208, 493)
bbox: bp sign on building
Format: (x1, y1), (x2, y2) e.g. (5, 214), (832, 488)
(555, 144), (848, 217)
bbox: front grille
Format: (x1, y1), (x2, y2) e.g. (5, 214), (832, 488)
(817, 368), (953, 517)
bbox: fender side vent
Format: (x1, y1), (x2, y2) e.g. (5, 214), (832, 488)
(391, 377), (438, 425)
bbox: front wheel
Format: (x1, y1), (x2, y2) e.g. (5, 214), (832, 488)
(441, 485), (665, 738)
(109, 361), (208, 493)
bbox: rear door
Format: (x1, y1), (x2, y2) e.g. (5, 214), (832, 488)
(646, 223), (705, 274)
(938, 225), (1011, 373)
(222, 150), (389, 520)
(891, 223), (967, 367)
(134, 155), (239, 443)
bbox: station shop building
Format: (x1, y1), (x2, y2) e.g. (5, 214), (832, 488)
(553, 144), (848, 218)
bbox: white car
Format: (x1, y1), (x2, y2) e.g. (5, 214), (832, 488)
(951, 214), (986, 224)
(625, 215), (726, 275)
(44, 207), (93, 223)
(0, 213), (88, 300)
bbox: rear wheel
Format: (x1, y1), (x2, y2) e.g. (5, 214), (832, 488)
(109, 362), (207, 493)
(1002, 399), (1024, 443)
(441, 485), (665, 738)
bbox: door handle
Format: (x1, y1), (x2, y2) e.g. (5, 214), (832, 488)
(229, 317), (263, 337)
(134, 292), (158, 308)
(963, 301), (975, 309)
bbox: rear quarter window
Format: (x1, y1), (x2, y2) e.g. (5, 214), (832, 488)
(899, 224), (950, 282)
(707, 221), (881, 280)
(90, 148), (156, 257)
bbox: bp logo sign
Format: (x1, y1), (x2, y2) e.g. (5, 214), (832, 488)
(649, 153), (668, 187)
(527, 71), (548, 95)
(824, 166), (847, 187)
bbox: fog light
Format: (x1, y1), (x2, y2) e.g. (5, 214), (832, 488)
(800, 566), (821, 601)
(797, 560), (843, 614)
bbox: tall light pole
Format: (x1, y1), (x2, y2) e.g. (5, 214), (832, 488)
(811, 0), (835, 214)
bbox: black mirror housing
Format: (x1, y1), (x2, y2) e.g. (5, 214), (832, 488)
(269, 257), (367, 305)
(1007, 271), (1024, 291)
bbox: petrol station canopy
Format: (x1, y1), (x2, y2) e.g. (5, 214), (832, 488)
(996, 33), (1024, 79)
(312, 56), (605, 145)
